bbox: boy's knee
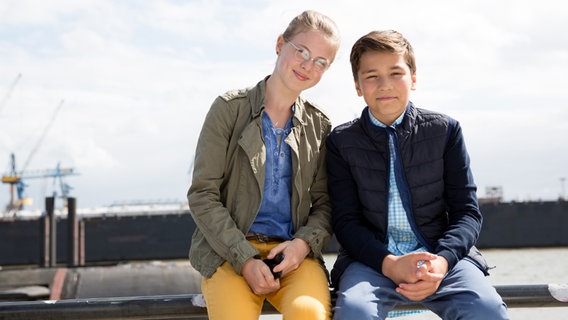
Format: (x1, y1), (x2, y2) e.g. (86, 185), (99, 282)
(473, 297), (508, 319)
(447, 295), (508, 320)
(333, 297), (385, 320)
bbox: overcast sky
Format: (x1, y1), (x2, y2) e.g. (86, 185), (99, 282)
(1, 0), (567, 211)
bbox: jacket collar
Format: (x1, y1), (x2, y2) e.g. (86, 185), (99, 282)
(360, 102), (417, 138)
(249, 75), (306, 127)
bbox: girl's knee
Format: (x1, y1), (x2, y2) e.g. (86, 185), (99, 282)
(283, 295), (330, 320)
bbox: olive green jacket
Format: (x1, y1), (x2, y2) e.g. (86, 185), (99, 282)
(187, 77), (333, 278)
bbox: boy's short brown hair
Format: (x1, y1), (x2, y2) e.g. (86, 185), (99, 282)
(350, 30), (416, 81)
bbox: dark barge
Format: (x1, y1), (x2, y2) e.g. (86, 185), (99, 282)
(1, 200), (567, 267)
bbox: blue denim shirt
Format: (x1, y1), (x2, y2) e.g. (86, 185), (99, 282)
(249, 111), (294, 239)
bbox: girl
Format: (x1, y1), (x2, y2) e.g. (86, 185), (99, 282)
(187, 10), (340, 320)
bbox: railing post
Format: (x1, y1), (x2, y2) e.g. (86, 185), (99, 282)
(79, 219), (85, 266)
(39, 213), (50, 268)
(67, 197), (79, 267)
(45, 197), (56, 267)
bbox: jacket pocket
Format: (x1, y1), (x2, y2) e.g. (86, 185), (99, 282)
(465, 245), (491, 276)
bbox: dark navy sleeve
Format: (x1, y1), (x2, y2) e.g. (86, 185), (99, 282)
(436, 117), (483, 270)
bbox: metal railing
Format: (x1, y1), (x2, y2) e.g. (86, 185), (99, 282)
(0, 284), (566, 320)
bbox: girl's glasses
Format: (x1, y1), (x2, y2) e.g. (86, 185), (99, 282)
(287, 41), (330, 73)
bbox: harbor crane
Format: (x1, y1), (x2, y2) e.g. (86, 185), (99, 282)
(1, 99), (78, 212)
(2, 153), (78, 211)
(0, 73), (22, 115)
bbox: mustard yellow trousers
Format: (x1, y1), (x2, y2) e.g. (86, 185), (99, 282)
(202, 240), (331, 320)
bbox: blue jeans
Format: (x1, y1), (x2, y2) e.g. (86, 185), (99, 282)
(333, 259), (509, 320)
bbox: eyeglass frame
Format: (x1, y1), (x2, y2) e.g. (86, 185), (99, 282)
(286, 41), (331, 72)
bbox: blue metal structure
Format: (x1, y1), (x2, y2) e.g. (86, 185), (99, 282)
(1, 153), (78, 211)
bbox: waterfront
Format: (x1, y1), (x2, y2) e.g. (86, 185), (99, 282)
(262, 247), (568, 319)
(0, 247), (566, 318)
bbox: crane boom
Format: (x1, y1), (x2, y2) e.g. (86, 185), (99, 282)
(2, 98), (73, 212)
(21, 99), (64, 172)
(0, 73), (22, 114)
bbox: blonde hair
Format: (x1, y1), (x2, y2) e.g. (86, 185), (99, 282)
(282, 10), (340, 62)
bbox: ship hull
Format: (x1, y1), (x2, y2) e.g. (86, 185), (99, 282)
(1, 201), (567, 266)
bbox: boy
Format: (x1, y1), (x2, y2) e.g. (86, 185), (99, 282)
(326, 30), (509, 319)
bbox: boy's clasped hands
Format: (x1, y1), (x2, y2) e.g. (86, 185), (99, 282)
(382, 252), (449, 301)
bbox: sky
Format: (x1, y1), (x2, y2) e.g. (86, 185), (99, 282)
(1, 0), (567, 211)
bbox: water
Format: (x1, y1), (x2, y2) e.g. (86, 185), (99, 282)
(262, 247), (568, 319)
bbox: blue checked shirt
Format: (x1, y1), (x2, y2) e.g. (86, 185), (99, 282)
(368, 109), (426, 255)
(369, 110), (428, 318)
